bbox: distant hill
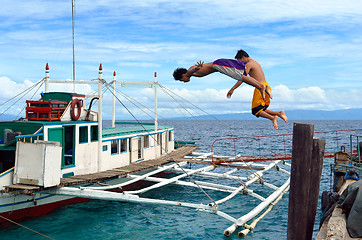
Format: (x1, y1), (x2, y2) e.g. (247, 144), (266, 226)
(170, 108), (362, 120)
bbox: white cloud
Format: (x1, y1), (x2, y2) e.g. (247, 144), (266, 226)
(1, 0), (362, 116)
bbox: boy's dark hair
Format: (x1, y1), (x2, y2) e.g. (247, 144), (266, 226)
(235, 49), (249, 59)
(173, 68), (188, 80)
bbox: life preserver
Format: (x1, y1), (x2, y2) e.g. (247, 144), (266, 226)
(70, 98), (82, 121)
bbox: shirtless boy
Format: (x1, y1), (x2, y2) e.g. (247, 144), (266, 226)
(173, 58), (271, 100)
(233, 49), (288, 130)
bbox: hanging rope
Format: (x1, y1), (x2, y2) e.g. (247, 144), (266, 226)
(15, 80), (45, 120)
(103, 84), (218, 206)
(0, 78), (45, 118)
(158, 84), (280, 156)
(157, 84), (265, 182)
(0, 215), (55, 240)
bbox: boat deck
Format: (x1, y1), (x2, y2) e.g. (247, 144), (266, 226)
(4, 145), (199, 193)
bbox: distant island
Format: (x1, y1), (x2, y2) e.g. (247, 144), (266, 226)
(1, 108), (361, 121)
(169, 108), (362, 121)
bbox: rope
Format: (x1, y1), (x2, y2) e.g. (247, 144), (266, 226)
(112, 86), (249, 186)
(112, 87), (213, 151)
(15, 80), (45, 119)
(0, 78), (45, 108)
(0, 79), (44, 117)
(103, 84), (218, 206)
(158, 84), (264, 182)
(159, 84), (280, 156)
(0, 215), (55, 240)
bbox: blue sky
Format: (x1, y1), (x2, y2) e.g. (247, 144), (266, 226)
(1, 0), (362, 120)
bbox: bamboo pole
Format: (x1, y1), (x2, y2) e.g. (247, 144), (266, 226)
(237, 186), (290, 237)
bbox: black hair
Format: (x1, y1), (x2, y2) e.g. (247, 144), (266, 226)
(173, 68), (188, 80)
(235, 49), (249, 59)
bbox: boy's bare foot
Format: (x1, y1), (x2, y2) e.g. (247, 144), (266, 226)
(279, 110), (288, 123)
(272, 115), (279, 130)
(266, 85), (273, 99)
(259, 85), (266, 100)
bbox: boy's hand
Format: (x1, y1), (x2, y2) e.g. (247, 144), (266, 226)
(227, 89), (234, 98)
(195, 61), (204, 71)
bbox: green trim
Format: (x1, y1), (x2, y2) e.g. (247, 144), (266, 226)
(42, 92), (74, 103)
(115, 121), (155, 125)
(62, 172), (75, 178)
(102, 125), (172, 138)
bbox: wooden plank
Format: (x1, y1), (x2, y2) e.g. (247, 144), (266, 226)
(6, 184), (40, 191)
(58, 145), (199, 187)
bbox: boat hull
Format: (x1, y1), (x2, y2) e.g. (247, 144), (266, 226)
(0, 178), (154, 227)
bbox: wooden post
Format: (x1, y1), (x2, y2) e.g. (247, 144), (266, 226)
(287, 123), (314, 240)
(305, 138), (325, 239)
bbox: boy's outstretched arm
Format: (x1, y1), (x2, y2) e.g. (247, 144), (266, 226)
(186, 61), (204, 77)
(227, 81), (242, 98)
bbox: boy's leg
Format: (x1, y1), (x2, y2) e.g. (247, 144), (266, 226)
(257, 111), (279, 130)
(242, 75), (266, 100)
(264, 109), (288, 123)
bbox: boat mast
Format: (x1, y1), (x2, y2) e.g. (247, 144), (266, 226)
(97, 64), (103, 171)
(154, 72), (158, 132)
(112, 71), (116, 128)
(72, 0), (76, 92)
(154, 72), (158, 157)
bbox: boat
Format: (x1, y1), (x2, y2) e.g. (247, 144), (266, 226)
(316, 134), (362, 239)
(0, 64), (179, 224)
(0, 62), (295, 238)
(0, 2), (291, 236)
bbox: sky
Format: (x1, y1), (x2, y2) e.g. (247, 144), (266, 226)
(0, 0), (362, 120)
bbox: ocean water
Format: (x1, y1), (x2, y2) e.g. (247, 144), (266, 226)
(1, 120), (362, 240)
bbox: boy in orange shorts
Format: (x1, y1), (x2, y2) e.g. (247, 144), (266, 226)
(234, 49), (288, 130)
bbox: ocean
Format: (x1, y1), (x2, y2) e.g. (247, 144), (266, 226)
(1, 120), (362, 240)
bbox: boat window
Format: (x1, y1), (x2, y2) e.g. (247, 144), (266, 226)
(168, 131), (173, 142)
(91, 126), (98, 141)
(103, 145), (108, 151)
(79, 126), (88, 143)
(144, 135), (149, 148)
(111, 140), (119, 154)
(157, 133), (161, 145)
(120, 139), (127, 153)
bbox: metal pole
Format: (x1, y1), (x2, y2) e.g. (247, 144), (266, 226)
(154, 72), (158, 157)
(72, 0), (76, 92)
(97, 64), (103, 171)
(112, 71), (116, 128)
(44, 63), (49, 93)
(154, 72), (158, 132)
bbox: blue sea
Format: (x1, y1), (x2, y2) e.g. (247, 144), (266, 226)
(1, 120), (362, 240)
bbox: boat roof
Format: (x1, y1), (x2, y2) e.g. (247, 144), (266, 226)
(0, 120), (173, 149)
(102, 125), (172, 138)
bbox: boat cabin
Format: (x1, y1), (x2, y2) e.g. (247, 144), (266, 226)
(0, 92), (174, 189)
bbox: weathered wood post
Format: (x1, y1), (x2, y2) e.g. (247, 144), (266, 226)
(287, 123), (325, 240)
(306, 138), (325, 239)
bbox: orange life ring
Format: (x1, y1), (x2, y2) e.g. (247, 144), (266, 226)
(70, 98), (82, 121)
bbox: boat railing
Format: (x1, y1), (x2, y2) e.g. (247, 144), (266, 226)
(349, 134), (362, 165)
(15, 133), (44, 143)
(211, 129), (362, 163)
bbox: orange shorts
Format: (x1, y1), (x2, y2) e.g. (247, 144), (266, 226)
(251, 82), (271, 117)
